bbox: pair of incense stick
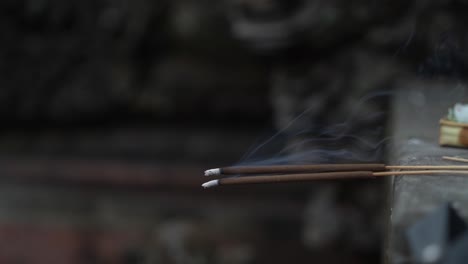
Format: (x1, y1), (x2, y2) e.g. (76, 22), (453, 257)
(202, 161), (468, 188)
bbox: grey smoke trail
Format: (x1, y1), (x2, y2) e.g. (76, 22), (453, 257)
(237, 90), (392, 166)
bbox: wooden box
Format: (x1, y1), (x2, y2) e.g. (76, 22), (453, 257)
(439, 119), (468, 147)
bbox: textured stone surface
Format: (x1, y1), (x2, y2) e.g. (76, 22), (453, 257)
(386, 82), (468, 263)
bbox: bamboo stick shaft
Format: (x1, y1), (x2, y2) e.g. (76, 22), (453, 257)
(374, 170), (468, 176)
(442, 156), (468, 163)
(216, 164), (468, 176)
(218, 171), (375, 186)
(220, 164), (386, 175)
(385, 165), (468, 170)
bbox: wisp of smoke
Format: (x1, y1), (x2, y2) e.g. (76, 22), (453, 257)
(236, 90), (393, 166)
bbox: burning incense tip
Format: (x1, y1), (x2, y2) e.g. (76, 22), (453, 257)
(202, 180), (219, 188)
(204, 168), (221, 176)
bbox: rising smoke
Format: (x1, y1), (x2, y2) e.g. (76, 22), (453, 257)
(236, 91), (392, 166)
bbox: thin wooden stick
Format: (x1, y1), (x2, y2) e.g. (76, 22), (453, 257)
(373, 170), (468, 176)
(205, 164), (468, 176)
(385, 165), (468, 170)
(442, 156), (468, 163)
(202, 170), (468, 188)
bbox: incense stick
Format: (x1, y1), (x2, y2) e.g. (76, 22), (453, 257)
(202, 170), (468, 188)
(205, 164), (468, 176)
(204, 164), (386, 176)
(202, 171), (375, 188)
(442, 156), (468, 163)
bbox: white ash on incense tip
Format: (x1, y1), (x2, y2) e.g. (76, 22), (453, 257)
(202, 180), (219, 188)
(204, 168), (221, 176)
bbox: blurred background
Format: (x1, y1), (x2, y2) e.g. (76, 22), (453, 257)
(0, 0), (467, 263)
